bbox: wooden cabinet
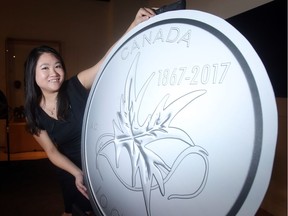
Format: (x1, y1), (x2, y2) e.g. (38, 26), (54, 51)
(8, 122), (43, 153)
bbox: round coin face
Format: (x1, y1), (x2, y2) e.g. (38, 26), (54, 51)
(82, 10), (278, 216)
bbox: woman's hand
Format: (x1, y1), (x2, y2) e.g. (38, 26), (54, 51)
(129, 7), (156, 30)
(75, 171), (89, 199)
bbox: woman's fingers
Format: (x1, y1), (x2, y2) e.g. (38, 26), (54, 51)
(76, 183), (89, 199)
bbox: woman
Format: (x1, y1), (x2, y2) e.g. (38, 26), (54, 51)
(24, 8), (155, 216)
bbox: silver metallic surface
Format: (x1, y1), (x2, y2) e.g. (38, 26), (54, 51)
(82, 10), (278, 216)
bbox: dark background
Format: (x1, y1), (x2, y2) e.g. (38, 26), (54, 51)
(227, 0), (287, 98)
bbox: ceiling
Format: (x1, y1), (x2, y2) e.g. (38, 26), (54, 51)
(147, 0), (274, 19)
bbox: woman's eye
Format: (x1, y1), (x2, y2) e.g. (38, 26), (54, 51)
(41, 66), (49, 70)
(55, 64), (62, 69)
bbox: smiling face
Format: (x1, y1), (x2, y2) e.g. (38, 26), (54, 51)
(35, 52), (65, 96)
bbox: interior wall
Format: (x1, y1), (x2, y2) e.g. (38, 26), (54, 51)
(0, 0), (111, 85)
(0, 0), (109, 149)
(227, 0), (287, 98)
(0, 0), (142, 149)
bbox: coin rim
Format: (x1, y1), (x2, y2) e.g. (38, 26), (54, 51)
(82, 12), (274, 216)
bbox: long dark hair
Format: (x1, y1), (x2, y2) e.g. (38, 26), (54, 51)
(24, 45), (69, 135)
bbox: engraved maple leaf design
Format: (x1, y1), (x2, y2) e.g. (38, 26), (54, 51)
(96, 53), (209, 216)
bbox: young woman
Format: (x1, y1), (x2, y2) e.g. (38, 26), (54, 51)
(24, 8), (155, 216)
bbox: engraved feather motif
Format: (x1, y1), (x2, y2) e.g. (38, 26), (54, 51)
(96, 53), (209, 216)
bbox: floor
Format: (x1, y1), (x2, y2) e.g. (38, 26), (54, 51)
(0, 157), (64, 216)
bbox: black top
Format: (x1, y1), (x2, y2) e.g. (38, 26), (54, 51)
(37, 76), (89, 167)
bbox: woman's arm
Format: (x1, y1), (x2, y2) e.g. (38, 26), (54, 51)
(77, 7), (155, 90)
(34, 130), (89, 199)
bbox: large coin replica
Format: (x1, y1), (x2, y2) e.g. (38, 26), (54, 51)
(82, 10), (278, 216)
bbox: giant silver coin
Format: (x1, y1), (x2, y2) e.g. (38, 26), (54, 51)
(82, 10), (278, 216)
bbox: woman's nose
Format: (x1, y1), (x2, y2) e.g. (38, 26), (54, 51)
(50, 68), (58, 75)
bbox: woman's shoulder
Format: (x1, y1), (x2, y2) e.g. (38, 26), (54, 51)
(65, 75), (89, 101)
(66, 75), (86, 90)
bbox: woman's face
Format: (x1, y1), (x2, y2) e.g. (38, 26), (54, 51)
(35, 52), (65, 95)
